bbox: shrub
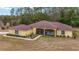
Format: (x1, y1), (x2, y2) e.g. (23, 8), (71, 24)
(7, 34), (27, 38)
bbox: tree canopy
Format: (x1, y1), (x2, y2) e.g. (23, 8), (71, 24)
(0, 7), (79, 28)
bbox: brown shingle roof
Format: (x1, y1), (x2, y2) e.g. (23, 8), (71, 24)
(30, 20), (72, 30)
(12, 24), (32, 30)
(11, 20), (72, 30)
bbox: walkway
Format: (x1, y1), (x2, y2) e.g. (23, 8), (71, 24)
(3, 35), (42, 41)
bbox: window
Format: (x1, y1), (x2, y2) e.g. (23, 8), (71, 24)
(61, 31), (65, 35)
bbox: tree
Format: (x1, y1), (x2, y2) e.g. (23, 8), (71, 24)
(8, 7), (79, 27)
(10, 8), (15, 15)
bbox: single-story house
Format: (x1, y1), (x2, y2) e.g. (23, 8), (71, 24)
(9, 25), (36, 36)
(8, 20), (73, 37)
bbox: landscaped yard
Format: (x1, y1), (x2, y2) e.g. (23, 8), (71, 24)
(0, 35), (78, 51)
(0, 28), (79, 51)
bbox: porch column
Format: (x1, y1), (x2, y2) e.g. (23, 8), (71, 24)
(54, 29), (57, 37)
(43, 29), (45, 36)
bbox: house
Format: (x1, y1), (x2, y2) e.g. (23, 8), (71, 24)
(8, 20), (73, 37)
(30, 20), (73, 37)
(9, 25), (36, 36)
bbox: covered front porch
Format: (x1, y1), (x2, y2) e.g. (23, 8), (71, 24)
(36, 28), (57, 37)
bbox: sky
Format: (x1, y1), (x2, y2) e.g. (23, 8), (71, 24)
(0, 7), (11, 15)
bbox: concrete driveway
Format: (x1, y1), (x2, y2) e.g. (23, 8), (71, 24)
(0, 32), (9, 35)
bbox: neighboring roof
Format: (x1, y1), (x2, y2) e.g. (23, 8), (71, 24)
(12, 24), (32, 30)
(30, 20), (72, 30)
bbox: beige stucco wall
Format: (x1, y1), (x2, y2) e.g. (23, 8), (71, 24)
(57, 30), (61, 36)
(33, 28), (36, 34)
(19, 29), (32, 36)
(57, 30), (73, 37)
(65, 31), (73, 37)
(9, 30), (15, 34)
(9, 28), (73, 37)
(9, 28), (36, 36)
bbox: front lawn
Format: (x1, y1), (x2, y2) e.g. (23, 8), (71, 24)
(0, 35), (78, 51)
